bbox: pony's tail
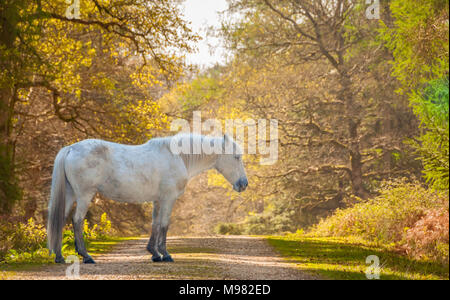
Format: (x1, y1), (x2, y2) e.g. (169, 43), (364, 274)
(47, 147), (71, 255)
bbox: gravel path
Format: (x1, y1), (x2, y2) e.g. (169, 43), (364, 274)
(7, 236), (317, 280)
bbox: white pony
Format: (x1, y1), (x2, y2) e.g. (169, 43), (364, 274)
(47, 134), (248, 263)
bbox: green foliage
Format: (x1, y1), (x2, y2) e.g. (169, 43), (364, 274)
(160, 68), (226, 114)
(410, 78), (449, 190)
(0, 213), (115, 264)
(98, 212), (113, 238)
(0, 218), (51, 264)
(310, 181), (449, 263)
(379, 0), (449, 91)
(82, 212), (114, 240)
(379, 0), (449, 190)
(180, 76), (224, 111)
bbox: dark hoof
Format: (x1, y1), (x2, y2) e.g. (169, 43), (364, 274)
(152, 255), (163, 262)
(83, 257), (96, 264)
(55, 257), (66, 264)
(162, 255), (174, 262)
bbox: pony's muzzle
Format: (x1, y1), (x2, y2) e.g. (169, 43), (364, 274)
(234, 177), (248, 192)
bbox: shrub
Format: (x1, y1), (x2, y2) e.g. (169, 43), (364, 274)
(97, 212), (113, 238)
(214, 210), (296, 235)
(11, 218), (47, 251)
(214, 222), (243, 235)
(0, 218), (51, 264)
(83, 213), (114, 240)
(310, 181), (449, 262)
(242, 212), (295, 235)
(0, 220), (14, 260)
(0, 213), (115, 263)
(404, 209), (449, 263)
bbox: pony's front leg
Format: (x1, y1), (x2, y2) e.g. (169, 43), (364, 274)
(158, 225), (173, 262)
(156, 197), (177, 262)
(147, 201), (163, 262)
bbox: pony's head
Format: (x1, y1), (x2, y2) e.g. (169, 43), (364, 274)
(215, 135), (248, 193)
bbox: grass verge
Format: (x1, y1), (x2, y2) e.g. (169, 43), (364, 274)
(0, 236), (139, 279)
(266, 234), (449, 280)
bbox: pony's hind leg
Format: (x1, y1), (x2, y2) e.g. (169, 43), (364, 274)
(64, 182), (76, 221)
(72, 194), (96, 264)
(147, 201), (163, 262)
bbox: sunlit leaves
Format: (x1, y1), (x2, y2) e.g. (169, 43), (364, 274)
(379, 0), (449, 92)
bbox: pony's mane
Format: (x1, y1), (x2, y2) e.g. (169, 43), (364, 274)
(147, 133), (238, 172)
(147, 133), (224, 151)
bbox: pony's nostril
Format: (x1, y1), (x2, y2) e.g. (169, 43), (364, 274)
(242, 178), (248, 188)
(234, 177), (248, 192)
(239, 177), (248, 189)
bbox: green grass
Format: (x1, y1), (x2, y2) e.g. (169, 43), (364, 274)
(266, 234), (449, 280)
(0, 236), (139, 279)
(82, 236), (140, 257)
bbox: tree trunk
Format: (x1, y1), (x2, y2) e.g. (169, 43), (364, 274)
(0, 0), (21, 212)
(0, 87), (18, 213)
(339, 75), (371, 199)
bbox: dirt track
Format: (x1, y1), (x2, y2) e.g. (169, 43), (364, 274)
(8, 236), (317, 280)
